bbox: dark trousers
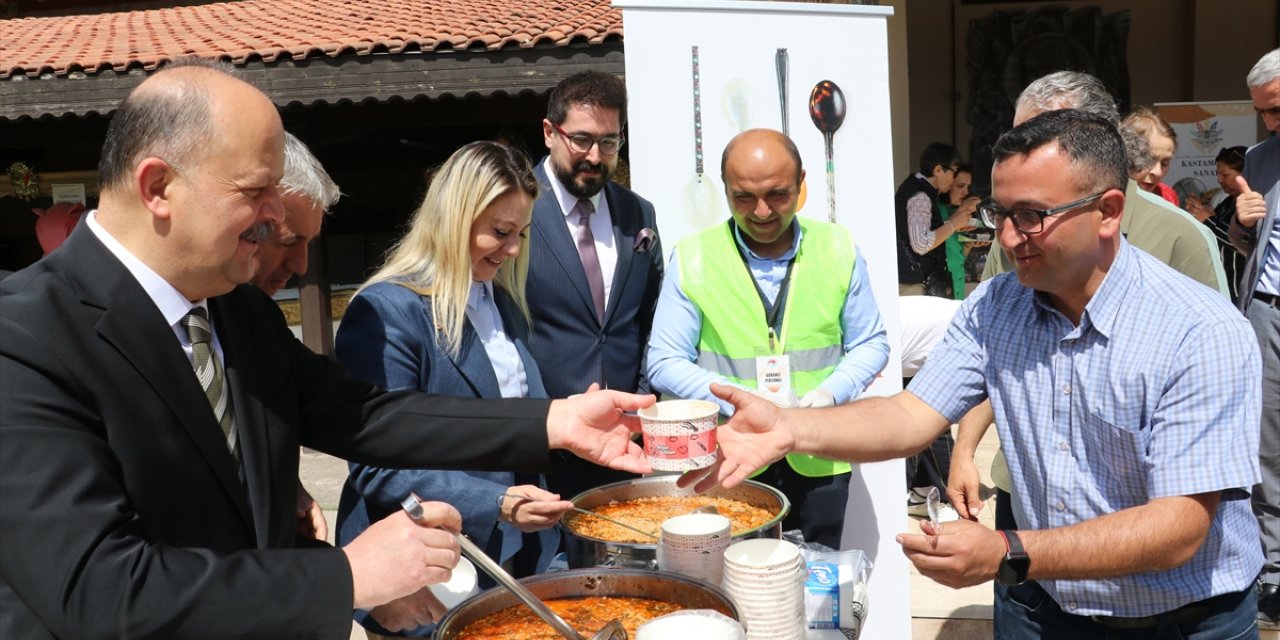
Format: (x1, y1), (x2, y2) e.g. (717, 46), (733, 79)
(995, 580), (1258, 639)
(754, 463), (850, 550)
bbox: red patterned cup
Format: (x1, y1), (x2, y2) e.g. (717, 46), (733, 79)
(638, 399), (719, 471)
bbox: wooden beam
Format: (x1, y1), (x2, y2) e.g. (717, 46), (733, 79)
(0, 44), (625, 121)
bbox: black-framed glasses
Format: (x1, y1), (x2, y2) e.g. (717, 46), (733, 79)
(549, 121), (624, 156)
(979, 191), (1108, 235)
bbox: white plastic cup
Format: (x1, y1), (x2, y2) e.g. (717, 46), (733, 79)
(638, 400), (720, 472)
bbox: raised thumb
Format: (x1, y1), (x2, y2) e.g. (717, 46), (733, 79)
(1236, 175), (1254, 195)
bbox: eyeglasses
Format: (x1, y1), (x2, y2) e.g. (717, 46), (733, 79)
(550, 121), (624, 156)
(979, 191), (1108, 235)
(1256, 105), (1280, 118)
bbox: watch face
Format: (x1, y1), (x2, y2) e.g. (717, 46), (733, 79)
(998, 555), (1030, 586)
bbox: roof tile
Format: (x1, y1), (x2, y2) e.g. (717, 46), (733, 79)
(0, 0), (625, 79)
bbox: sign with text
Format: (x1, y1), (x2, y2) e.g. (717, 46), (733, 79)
(1155, 101), (1259, 204)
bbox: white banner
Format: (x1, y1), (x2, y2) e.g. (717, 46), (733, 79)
(1155, 101), (1260, 204)
(616, 1), (909, 637)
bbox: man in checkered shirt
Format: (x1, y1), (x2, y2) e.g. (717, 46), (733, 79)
(694, 109), (1264, 638)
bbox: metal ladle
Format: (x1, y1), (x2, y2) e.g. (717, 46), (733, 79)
(402, 493), (626, 640)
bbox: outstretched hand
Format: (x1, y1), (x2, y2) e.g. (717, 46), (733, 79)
(546, 386), (654, 475)
(677, 383), (794, 493)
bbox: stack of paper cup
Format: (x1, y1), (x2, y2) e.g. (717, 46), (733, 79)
(656, 513), (732, 585)
(722, 539), (806, 640)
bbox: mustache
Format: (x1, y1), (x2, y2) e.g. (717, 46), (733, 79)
(240, 222), (273, 243)
(573, 160), (607, 175)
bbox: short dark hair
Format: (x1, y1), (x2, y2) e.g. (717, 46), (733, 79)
(993, 109), (1127, 194)
(1216, 145), (1248, 172)
(546, 71), (628, 127)
(98, 58), (238, 190)
(918, 142), (960, 175)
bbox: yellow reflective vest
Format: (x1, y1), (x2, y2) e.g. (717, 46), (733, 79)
(677, 217), (855, 477)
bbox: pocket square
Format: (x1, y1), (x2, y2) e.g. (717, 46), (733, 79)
(634, 228), (657, 253)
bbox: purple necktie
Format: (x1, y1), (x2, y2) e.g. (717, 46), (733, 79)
(573, 199), (606, 322)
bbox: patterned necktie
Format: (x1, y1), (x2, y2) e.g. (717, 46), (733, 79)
(182, 308), (239, 462)
(573, 199), (606, 322)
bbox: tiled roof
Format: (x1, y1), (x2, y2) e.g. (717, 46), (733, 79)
(0, 0), (624, 79)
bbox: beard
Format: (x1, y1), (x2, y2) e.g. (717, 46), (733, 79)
(554, 158), (612, 199)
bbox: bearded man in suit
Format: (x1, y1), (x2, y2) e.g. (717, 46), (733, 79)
(526, 70), (665, 500)
(0, 59), (651, 639)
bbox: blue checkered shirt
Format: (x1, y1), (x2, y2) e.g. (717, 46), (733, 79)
(909, 240), (1263, 617)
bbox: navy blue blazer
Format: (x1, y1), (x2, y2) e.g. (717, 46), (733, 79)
(526, 162), (664, 398)
(333, 281), (558, 636)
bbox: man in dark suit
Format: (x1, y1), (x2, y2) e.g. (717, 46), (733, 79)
(0, 60), (651, 639)
(1229, 47), (1280, 625)
(526, 71), (665, 500)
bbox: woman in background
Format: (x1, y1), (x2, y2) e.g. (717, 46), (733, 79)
(1204, 146), (1249, 302)
(933, 163), (982, 300)
(335, 141), (571, 639)
(1122, 106), (1180, 205)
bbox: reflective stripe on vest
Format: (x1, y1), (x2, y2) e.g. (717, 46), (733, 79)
(678, 217), (856, 477)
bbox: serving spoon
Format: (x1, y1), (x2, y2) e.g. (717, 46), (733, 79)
(403, 493), (626, 640)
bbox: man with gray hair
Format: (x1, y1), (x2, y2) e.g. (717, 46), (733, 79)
(251, 132), (340, 296)
(1230, 47), (1280, 625)
(979, 71), (1226, 293)
(249, 132), (342, 545)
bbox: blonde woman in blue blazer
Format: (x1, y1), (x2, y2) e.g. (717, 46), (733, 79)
(335, 142), (571, 638)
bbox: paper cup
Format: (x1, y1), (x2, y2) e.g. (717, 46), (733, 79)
(657, 513), (731, 584)
(639, 399), (719, 472)
(724, 538), (801, 571)
(427, 556), (479, 610)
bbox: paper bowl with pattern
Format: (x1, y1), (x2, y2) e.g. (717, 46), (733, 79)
(638, 399), (720, 471)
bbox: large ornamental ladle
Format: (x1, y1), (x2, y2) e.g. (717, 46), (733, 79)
(402, 493), (626, 640)
(808, 79), (847, 223)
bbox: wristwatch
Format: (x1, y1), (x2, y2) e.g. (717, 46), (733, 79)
(996, 530), (1030, 585)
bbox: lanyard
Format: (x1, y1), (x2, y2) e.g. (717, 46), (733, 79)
(730, 221), (796, 351)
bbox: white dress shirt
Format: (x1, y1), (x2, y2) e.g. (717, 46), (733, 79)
(464, 281), (529, 398)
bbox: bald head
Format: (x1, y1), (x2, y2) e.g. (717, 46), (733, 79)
(94, 58), (287, 302)
(98, 60), (277, 194)
(720, 128), (804, 186)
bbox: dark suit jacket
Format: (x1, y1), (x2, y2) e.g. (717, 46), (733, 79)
(526, 162), (663, 398)
(1235, 135), (1280, 312)
(527, 163), (663, 498)
(0, 225), (552, 639)
(332, 282), (559, 636)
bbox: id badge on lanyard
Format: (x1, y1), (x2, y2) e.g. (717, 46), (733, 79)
(755, 333), (793, 406)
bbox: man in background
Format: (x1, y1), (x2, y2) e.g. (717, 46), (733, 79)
(249, 131), (342, 545)
(527, 70), (666, 500)
(1229, 47), (1280, 625)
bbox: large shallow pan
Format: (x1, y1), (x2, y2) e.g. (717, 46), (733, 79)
(432, 568), (739, 639)
(562, 475), (789, 569)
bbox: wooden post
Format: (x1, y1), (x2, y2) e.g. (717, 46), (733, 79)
(298, 237), (334, 356)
